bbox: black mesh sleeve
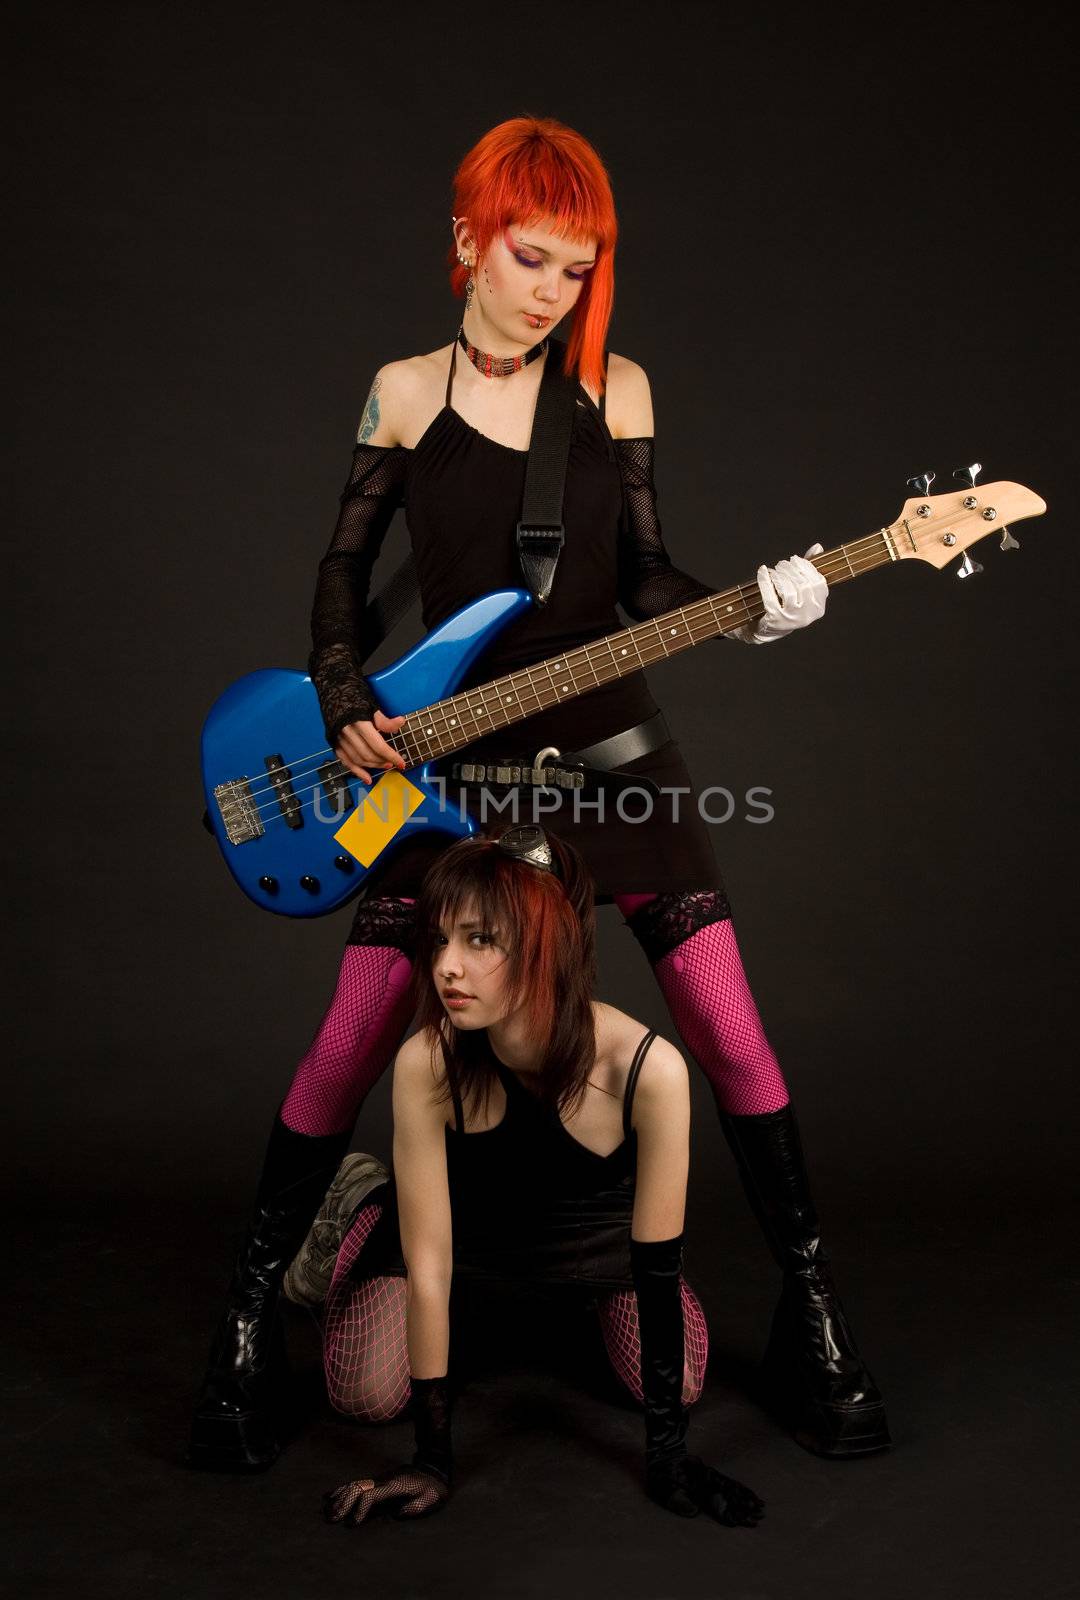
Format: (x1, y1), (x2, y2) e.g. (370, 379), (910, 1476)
(613, 437), (728, 633)
(308, 443), (409, 749)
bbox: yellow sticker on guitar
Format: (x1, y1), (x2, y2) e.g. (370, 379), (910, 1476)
(333, 771), (426, 866)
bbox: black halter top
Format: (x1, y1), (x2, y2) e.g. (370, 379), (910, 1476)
(400, 335), (660, 759)
(349, 334), (726, 903)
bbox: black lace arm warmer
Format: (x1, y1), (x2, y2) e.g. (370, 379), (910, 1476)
(613, 437), (728, 633)
(308, 442), (410, 748)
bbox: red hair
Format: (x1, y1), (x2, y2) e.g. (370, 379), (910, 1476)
(409, 829), (598, 1118)
(447, 116), (617, 397)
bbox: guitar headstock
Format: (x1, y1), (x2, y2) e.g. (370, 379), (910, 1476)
(889, 468), (1046, 572)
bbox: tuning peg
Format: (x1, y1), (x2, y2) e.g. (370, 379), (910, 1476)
(956, 551), (983, 580)
(953, 462), (983, 488)
(999, 527), (1020, 552)
(907, 470), (936, 496)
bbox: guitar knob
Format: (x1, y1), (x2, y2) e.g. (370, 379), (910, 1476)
(952, 462), (983, 489)
(334, 855), (355, 872)
(906, 471), (936, 496)
(299, 875), (320, 893)
(999, 527), (1020, 552)
(956, 552), (984, 580)
(258, 875), (279, 893)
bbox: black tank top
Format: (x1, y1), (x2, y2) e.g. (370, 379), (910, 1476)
(353, 1026), (659, 1291)
(402, 335), (659, 757)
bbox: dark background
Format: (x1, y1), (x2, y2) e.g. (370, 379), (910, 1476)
(8, 2), (1078, 1596)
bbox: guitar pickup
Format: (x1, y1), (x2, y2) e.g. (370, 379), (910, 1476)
(265, 754), (303, 830)
(318, 761), (355, 817)
(213, 777), (264, 846)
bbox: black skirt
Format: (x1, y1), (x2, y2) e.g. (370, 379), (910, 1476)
(351, 727), (725, 912)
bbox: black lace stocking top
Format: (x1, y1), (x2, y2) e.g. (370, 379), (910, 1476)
(308, 338), (723, 755)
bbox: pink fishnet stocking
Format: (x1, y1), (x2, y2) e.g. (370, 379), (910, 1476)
(322, 1212), (710, 1420)
(596, 1280), (709, 1405)
(281, 944), (415, 1137)
(323, 1197), (411, 1422)
(615, 892), (790, 1116)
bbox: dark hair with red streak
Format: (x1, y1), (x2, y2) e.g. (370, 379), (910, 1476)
(409, 829), (597, 1121)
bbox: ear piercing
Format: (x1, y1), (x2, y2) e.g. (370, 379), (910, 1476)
(452, 218), (474, 270)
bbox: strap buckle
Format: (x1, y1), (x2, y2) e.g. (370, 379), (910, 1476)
(515, 523), (565, 607)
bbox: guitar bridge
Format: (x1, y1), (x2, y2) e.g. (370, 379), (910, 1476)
(213, 778), (265, 846)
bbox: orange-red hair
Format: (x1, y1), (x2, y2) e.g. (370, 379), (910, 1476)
(448, 116), (617, 397)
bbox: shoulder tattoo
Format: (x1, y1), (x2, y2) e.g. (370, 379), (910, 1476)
(357, 374), (382, 443)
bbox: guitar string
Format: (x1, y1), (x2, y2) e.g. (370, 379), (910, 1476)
(235, 568), (802, 819)
(229, 537), (894, 822)
(225, 539), (894, 834)
(228, 532), (895, 812)
(230, 528), (896, 812)
(233, 484), (1008, 814)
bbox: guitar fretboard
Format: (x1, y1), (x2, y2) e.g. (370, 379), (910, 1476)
(378, 529), (897, 770)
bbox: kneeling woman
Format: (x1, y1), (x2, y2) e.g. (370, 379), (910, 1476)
(314, 826), (764, 1528)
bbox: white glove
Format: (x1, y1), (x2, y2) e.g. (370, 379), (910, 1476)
(731, 543), (828, 644)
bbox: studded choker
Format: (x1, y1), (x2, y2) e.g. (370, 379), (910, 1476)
(457, 324), (549, 379)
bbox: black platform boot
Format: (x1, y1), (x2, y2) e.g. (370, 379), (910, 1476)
(719, 1104), (891, 1458)
(186, 1111), (352, 1472)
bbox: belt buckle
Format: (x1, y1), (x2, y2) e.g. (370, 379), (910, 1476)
(525, 746), (555, 788)
(528, 746), (586, 791)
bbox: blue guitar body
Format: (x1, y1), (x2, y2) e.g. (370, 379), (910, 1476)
(200, 589), (534, 917)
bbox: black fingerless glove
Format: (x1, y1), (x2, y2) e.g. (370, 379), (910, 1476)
(323, 1374), (453, 1528)
(631, 1236), (764, 1527)
(308, 641), (379, 751)
(645, 1454), (765, 1526)
(409, 1374), (453, 1488)
(630, 1234), (690, 1474)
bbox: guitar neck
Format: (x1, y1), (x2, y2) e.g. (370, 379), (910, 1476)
(389, 528), (896, 769)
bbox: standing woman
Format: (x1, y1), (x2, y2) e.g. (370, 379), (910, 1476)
(188, 115), (888, 1471)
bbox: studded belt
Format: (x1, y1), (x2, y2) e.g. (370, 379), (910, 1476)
(444, 710), (671, 795)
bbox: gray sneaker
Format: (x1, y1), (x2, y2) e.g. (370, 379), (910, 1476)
(282, 1151), (389, 1308)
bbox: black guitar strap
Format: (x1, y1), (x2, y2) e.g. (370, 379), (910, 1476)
(357, 337), (578, 660)
(514, 335), (577, 607)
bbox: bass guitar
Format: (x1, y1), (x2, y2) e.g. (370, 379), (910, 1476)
(200, 470), (1045, 917)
